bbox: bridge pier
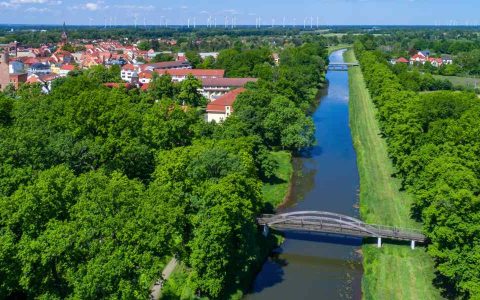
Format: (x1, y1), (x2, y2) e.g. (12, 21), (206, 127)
(263, 225), (269, 237)
(411, 240), (415, 250)
(377, 237), (382, 248)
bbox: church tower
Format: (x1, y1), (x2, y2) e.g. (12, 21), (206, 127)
(60, 22), (68, 46)
(0, 49), (10, 91)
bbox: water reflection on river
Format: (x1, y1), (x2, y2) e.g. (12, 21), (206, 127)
(246, 50), (362, 300)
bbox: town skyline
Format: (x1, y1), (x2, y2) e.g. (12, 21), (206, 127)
(1, 0), (480, 26)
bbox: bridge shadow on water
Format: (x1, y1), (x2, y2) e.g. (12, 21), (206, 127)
(250, 231), (362, 294)
(282, 230), (363, 246)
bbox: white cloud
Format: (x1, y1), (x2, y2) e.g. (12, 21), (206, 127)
(25, 6), (51, 13)
(113, 4), (155, 11)
(85, 2), (98, 11)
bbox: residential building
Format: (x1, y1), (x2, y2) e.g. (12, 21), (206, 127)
(200, 77), (257, 100)
(205, 88), (246, 123)
(29, 63), (51, 75)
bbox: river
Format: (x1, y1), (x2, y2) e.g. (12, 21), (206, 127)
(246, 49), (363, 299)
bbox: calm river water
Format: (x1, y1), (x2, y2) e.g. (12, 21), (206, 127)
(246, 49), (363, 300)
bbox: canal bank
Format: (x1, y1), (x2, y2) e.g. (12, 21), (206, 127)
(246, 49), (363, 299)
(346, 49), (443, 299)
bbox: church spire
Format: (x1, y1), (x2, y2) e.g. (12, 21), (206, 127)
(61, 21), (68, 45)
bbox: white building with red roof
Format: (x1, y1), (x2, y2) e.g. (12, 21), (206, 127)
(205, 88), (246, 123)
(200, 77), (257, 100)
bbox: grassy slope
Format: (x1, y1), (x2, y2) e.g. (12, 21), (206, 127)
(262, 151), (293, 208)
(345, 49), (443, 300)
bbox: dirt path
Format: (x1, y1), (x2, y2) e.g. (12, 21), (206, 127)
(150, 258), (178, 300)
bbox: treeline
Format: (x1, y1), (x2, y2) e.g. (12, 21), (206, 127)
(0, 41), (327, 299)
(354, 41), (480, 298)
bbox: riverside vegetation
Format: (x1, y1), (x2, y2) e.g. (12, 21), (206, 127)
(0, 40), (327, 299)
(353, 40), (480, 299)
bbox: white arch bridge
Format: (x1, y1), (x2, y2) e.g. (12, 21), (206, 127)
(257, 211), (426, 249)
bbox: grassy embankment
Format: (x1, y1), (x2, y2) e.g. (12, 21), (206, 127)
(345, 49), (443, 300)
(262, 151), (293, 209)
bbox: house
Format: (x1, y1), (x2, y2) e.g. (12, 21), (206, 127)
(9, 60), (25, 73)
(410, 53), (426, 64)
(442, 55), (453, 65)
(272, 53), (280, 65)
(26, 73), (60, 93)
(205, 88), (246, 123)
(427, 57), (443, 67)
(200, 77), (257, 100)
(120, 64), (138, 82)
(199, 52), (219, 60)
(396, 57), (409, 64)
(8, 73), (28, 89)
(1, 50), (27, 91)
(59, 64), (75, 76)
(28, 63), (51, 75)
(138, 70), (153, 84)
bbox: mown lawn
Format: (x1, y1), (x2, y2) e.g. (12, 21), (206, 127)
(345, 49), (443, 300)
(262, 151), (293, 209)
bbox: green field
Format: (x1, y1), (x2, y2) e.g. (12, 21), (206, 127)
(433, 75), (480, 89)
(345, 49), (443, 300)
(262, 151), (293, 209)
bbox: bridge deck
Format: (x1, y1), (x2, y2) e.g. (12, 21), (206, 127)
(258, 212), (425, 243)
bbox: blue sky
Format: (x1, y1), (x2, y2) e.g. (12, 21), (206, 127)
(0, 0), (479, 26)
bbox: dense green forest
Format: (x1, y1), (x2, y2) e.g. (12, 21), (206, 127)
(0, 40), (327, 299)
(355, 40), (480, 298)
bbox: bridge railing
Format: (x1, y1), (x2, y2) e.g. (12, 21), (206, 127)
(258, 212), (425, 242)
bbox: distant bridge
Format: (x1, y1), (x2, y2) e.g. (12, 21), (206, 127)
(258, 211), (425, 249)
(327, 62), (359, 71)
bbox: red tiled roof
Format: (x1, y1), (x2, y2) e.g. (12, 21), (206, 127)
(60, 64), (75, 71)
(201, 77), (257, 87)
(147, 61), (191, 69)
(396, 57), (409, 63)
(141, 83), (150, 91)
(122, 64), (135, 71)
(157, 69), (225, 78)
(139, 71), (153, 79)
(206, 88), (246, 113)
